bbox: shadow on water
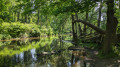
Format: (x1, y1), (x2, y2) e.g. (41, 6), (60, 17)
(0, 36), (89, 67)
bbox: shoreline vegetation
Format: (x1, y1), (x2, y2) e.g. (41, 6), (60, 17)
(0, 22), (54, 40)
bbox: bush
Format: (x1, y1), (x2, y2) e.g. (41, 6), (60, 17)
(40, 26), (53, 36)
(28, 24), (41, 37)
(0, 22), (40, 39)
(0, 22), (54, 40)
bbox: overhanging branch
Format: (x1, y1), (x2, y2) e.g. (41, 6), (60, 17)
(74, 19), (105, 34)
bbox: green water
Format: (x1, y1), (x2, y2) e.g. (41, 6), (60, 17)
(0, 36), (74, 67)
(0, 36), (89, 67)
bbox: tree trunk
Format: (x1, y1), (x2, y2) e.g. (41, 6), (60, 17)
(21, 15), (24, 23)
(78, 23), (82, 36)
(75, 13), (78, 37)
(83, 25), (86, 35)
(75, 22), (77, 35)
(72, 15), (75, 40)
(25, 14), (28, 23)
(119, 0), (120, 9)
(14, 12), (17, 22)
(37, 9), (40, 24)
(97, 0), (102, 27)
(17, 12), (20, 21)
(13, 12), (15, 22)
(83, 12), (88, 35)
(28, 15), (30, 23)
(103, 0), (118, 54)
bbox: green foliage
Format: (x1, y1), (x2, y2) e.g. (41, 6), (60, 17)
(42, 0), (97, 16)
(117, 24), (120, 33)
(0, 18), (3, 23)
(0, 22), (53, 40)
(40, 26), (53, 36)
(113, 43), (120, 56)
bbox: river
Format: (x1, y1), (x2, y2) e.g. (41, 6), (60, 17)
(0, 36), (88, 67)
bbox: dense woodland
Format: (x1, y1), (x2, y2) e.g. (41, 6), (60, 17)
(0, 0), (120, 58)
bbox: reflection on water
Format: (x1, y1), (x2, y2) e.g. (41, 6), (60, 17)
(0, 36), (88, 67)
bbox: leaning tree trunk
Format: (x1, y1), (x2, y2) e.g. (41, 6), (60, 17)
(103, 0), (118, 54)
(74, 19), (105, 34)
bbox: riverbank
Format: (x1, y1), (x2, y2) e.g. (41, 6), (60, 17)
(85, 47), (120, 67)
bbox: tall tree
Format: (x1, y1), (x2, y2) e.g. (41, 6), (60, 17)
(102, 0), (118, 53)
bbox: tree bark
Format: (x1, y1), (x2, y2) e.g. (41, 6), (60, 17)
(102, 0), (118, 54)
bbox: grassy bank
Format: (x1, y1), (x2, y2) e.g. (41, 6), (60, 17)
(0, 22), (53, 40)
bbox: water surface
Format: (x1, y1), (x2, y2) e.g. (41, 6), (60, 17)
(0, 36), (87, 67)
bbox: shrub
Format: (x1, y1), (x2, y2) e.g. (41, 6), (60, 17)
(28, 24), (41, 37)
(0, 22), (53, 40)
(40, 26), (53, 36)
(0, 22), (40, 39)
